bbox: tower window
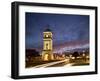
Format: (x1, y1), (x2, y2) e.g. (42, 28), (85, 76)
(46, 35), (48, 37)
(44, 35), (48, 38)
(46, 43), (48, 49)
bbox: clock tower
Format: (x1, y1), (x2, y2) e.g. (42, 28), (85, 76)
(42, 28), (53, 61)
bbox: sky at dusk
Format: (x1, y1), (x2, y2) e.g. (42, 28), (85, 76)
(25, 12), (89, 49)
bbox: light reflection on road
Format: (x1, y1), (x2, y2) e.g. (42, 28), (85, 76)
(33, 59), (70, 68)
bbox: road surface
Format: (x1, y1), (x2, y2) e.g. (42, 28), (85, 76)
(33, 59), (73, 68)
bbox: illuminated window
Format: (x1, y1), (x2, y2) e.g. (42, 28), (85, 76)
(44, 54), (49, 61)
(46, 35), (48, 37)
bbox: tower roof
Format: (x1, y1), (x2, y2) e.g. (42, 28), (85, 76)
(44, 24), (52, 32)
(44, 28), (52, 32)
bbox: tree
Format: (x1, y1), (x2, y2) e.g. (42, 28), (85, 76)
(72, 51), (79, 59)
(26, 49), (40, 57)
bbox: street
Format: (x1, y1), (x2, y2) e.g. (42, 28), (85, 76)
(33, 59), (73, 68)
